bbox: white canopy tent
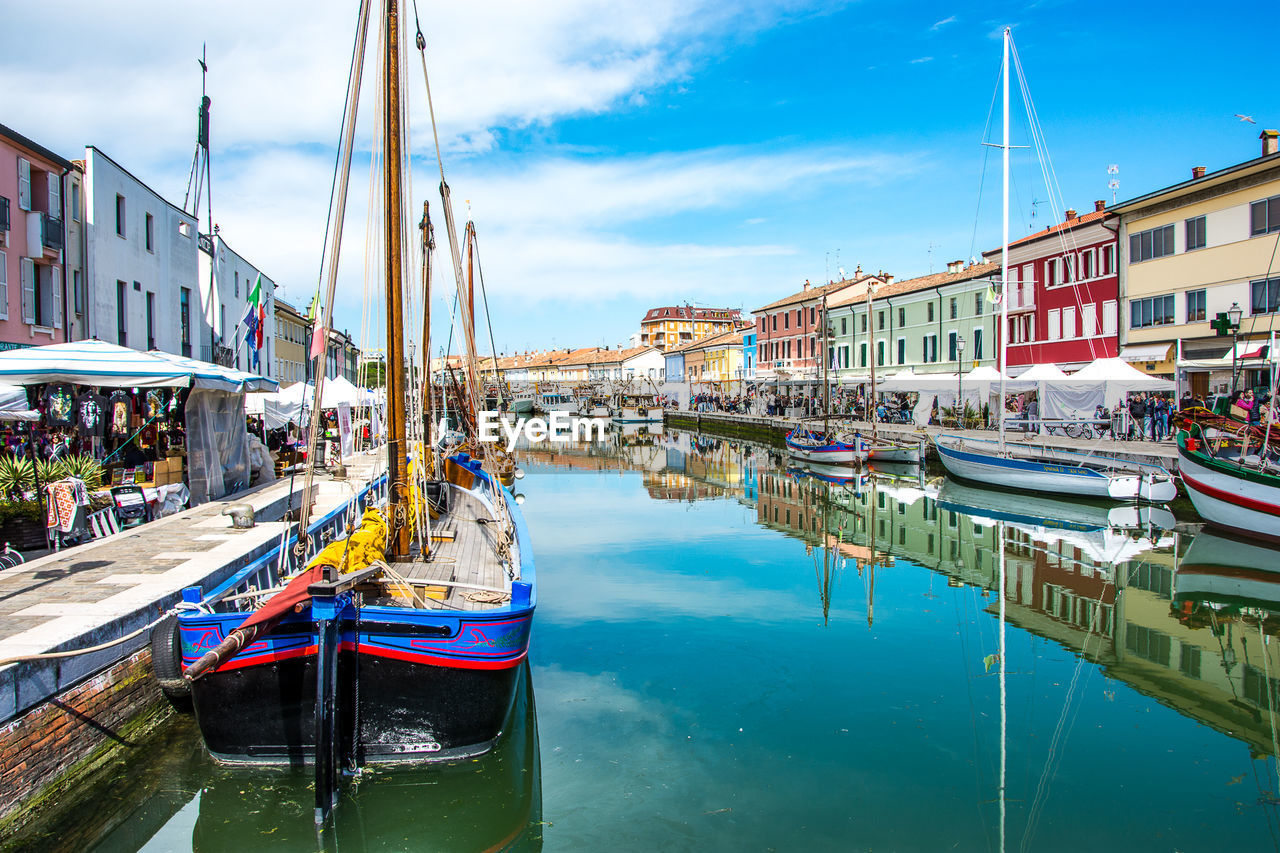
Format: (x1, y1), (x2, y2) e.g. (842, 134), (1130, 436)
(0, 340), (255, 505)
(0, 384), (37, 421)
(147, 350), (278, 393)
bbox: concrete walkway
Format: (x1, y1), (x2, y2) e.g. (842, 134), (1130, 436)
(665, 409), (1180, 466)
(0, 453), (383, 723)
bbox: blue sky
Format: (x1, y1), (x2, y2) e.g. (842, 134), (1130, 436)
(2, 0), (1275, 358)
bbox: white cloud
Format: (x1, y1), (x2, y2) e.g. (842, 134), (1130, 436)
(931, 15), (958, 30)
(910, 57), (934, 64)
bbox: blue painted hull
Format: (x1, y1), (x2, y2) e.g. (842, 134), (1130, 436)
(177, 459), (537, 764)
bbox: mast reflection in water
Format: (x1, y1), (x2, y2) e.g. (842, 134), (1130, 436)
(20, 423), (1280, 851)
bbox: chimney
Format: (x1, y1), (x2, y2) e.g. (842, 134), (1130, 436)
(1094, 200), (1106, 212)
(946, 260), (963, 274)
(1064, 209), (1077, 222)
(1263, 130), (1279, 157)
(802, 278), (810, 292)
(1191, 166), (1206, 180)
(884, 274), (895, 285)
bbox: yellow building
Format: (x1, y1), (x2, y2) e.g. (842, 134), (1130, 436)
(273, 298), (308, 385)
(639, 305), (743, 352)
(690, 328), (747, 383)
(1114, 130), (1280, 395)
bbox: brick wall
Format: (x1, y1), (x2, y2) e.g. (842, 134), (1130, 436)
(0, 648), (170, 830)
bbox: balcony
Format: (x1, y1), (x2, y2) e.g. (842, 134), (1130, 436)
(42, 214), (63, 252)
(24, 211), (63, 257)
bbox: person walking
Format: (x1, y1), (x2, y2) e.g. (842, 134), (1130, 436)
(1128, 393), (1147, 441)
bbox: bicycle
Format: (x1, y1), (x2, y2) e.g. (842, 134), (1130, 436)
(0, 543), (25, 570)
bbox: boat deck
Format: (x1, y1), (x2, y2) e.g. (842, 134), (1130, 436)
(387, 486), (511, 612)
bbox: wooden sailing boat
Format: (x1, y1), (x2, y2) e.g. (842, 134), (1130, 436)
(786, 295), (870, 464)
(173, 0), (537, 821)
(931, 28), (1176, 503)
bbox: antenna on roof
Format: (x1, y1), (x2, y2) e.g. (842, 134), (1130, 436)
(927, 241), (938, 274)
(1107, 163), (1120, 205)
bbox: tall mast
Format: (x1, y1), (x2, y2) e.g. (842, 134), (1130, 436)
(868, 285), (877, 442)
(384, 0), (409, 558)
(420, 200), (434, 475)
(822, 294), (829, 436)
(998, 26), (1011, 454)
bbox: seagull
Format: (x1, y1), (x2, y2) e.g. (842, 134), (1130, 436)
(1235, 114), (1256, 124)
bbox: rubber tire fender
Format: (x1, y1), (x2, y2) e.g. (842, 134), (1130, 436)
(151, 614), (192, 704)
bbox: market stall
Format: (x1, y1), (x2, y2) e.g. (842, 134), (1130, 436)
(0, 341), (273, 530)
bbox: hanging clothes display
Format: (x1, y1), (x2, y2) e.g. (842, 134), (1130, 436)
(75, 391), (108, 438)
(44, 384), (75, 427)
(108, 391), (132, 437)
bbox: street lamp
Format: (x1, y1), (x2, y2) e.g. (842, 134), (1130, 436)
(956, 334), (966, 427)
(1228, 302), (1243, 393)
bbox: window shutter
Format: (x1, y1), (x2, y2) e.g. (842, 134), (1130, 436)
(48, 173), (60, 217)
(17, 159), (31, 211)
(20, 258), (35, 324)
(51, 266), (62, 329)
(0, 249), (7, 320)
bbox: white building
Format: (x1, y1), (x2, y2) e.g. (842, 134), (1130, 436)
(82, 147), (199, 356)
(197, 228), (276, 379)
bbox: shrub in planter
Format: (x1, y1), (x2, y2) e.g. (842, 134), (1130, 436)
(0, 500), (47, 550)
(0, 456), (35, 501)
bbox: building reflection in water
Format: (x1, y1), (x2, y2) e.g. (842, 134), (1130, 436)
(522, 426), (1280, 778)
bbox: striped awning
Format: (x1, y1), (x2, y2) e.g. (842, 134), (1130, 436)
(0, 340), (259, 391)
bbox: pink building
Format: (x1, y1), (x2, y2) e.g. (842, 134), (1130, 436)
(0, 123), (74, 349)
(984, 202), (1120, 371)
(753, 270), (885, 381)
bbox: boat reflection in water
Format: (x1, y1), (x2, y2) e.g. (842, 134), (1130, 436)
(190, 662), (542, 852)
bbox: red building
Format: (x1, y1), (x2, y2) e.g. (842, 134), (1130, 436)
(753, 270), (885, 381)
(984, 202), (1120, 371)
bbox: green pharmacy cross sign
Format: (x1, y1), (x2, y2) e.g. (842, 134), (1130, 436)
(1210, 312), (1234, 337)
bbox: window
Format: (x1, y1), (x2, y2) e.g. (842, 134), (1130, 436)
(47, 173), (60, 218)
(859, 342), (867, 367)
(840, 317), (847, 336)
(235, 271), (239, 298)
(1130, 294), (1175, 328)
(17, 158), (31, 210)
(975, 291), (983, 315)
(897, 338), (905, 364)
(115, 194), (126, 237)
(20, 259), (35, 324)
(145, 213), (154, 252)
(71, 182), (80, 221)
(898, 307), (905, 326)
(860, 313), (867, 333)
(922, 334), (938, 363)
(783, 312), (789, 330)
(948, 331), (959, 361)
(1185, 215), (1206, 251)
(972, 328), (983, 359)
(1251, 195), (1280, 236)
(927, 302), (934, 322)
(0, 196), (8, 232)
(1048, 308), (1061, 341)
(134, 286), (156, 353)
(1081, 250), (1094, 279)
(1101, 244), (1115, 275)
(1082, 303), (1098, 336)
(878, 310), (885, 330)
(810, 307), (815, 325)
(1252, 277), (1280, 315)
(771, 315), (777, 331)
(1103, 300), (1118, 336)
(876, 340), (885, 366)
(0, 249), (6, 320)
(116, 280), (128, 344)
(1129, 224), (1175, 262)
(949, 297), (957, 319)
(1063, 306), (1077, 339)
(1186, 289), (1206, 322)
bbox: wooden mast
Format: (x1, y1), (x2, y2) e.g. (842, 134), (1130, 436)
(384, 0), (409, 558)
(419, 200), (434, 460)
(867, 284), (877, 443)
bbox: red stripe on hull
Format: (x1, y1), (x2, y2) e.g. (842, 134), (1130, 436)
(195, 640), (527, 673)
(1181, 469), (1280, 519)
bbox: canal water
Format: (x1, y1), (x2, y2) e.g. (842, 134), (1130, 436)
(11, 426), (1280, 852)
